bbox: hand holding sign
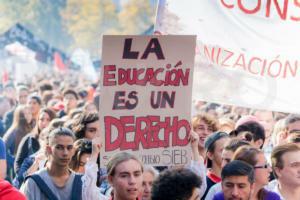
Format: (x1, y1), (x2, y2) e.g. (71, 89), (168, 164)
(91, 136), (103, 163)
(189, 130), (201, 162)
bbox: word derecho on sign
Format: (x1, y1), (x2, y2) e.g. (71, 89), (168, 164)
(100, 35), (195, 166)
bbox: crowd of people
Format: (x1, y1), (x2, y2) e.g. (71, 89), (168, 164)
(0, 69), (299, 200)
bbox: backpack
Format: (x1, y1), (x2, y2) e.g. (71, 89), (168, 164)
(26, 173), (83, 200)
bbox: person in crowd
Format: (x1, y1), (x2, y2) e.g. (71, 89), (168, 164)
(69, 138), (92, 174)
(21, 127), (82, 200)
(191, 113), (219, 158)
(0, 179), (27, 200)
(38, 81), (53, 97)
(272, 119), (287, 146)
(205, 139), (250, 200)
(27, 94), (42, 121)
(3, 82), (17, 107)
(212, 160), (255, 200)
(268, 143), (300, 199)
(14, 108), (56, 175)
(0, 96), (11, 137)
(14, 118), (65, 188)
(82, 144), (142, 200)
(202, 132), (230, 200)
(218, 117), (235, 134)
(233, 121), (265, 149)
(230, 146), (280, 200)
(141, 166), (159, 200)
(72, 111), (99, 140)
(151, 168), (202, 200)
(84, 101), (98, 112)
(57, 88), (79, 118)
(250, 110), (274, 150)
(3, 105), (34, 182)
(286, 132), (300, 145)
(277, 114), (300, 142)
(0, 138), (7, 180)
(3, 85), (28, 131)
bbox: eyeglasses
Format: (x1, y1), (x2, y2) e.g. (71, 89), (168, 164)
(254, 164), (270, 169)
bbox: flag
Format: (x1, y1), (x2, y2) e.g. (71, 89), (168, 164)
(54, 51), (70, 72)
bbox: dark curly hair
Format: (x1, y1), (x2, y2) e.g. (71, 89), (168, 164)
(69, 138), (92, 172)
(151, 168), (202, 200)
(71, 111), (99, 139)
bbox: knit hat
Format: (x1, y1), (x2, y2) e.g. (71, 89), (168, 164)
(204, 131), (229, 168)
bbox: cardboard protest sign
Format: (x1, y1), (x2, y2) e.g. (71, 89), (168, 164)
(155, 0), (300, 114)
(100, 35), (196, 167)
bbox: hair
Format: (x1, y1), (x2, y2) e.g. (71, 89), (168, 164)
(221, 160), (255, 185)
(151, 168), (201, 200)
(272, 119), (288, 146)
(191, 112), (219, 132)
(271, 143), (300, 179)
(234, 121), (265, 146)
(32, 108), (56, 138)
(39, 81), (53, 93)
(144, 165), (159, 179)
(69, 138), (92, 172)
(83, 101), (97, 112)
(42, 90), (54, 106)
(28, 94), (42, 105)
(107, 152), (143, 177)
(3, 105), (34, 153)
(68, 108), (84, 119)
(71, 111), (99, 139)
(224, 138), (250, 152)
(48, 127), (75, 146)
(63, 88), (78, 100)
(16, 85), (28, 94)
(284, 114), (300, 128)
(286, 132), (300, 143)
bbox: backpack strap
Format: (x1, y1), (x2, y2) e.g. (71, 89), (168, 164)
(26, 174), (59, 200)
(71, 174), (83, 200)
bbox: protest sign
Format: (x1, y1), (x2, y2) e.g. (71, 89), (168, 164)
(99, 35), (196, 167)
(155, 0), (300, 114)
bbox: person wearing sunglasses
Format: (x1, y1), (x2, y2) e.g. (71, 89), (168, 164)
(229, 146), (280, 200)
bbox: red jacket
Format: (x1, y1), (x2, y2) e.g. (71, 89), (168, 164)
(0, 180), (27, 200)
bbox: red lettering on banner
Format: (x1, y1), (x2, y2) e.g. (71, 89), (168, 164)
(104, 116), (190, 151)
(103, 65), (117, 86)
(219, 0), (300, 21)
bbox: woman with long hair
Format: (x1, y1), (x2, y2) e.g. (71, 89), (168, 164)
(232, 146), (280, 200)
(14, 107), (56, 175)
(3, 105), (35, 182)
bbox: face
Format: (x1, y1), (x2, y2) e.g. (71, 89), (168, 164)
(0, 99), (11, 116)
(23, 108), (33, 124)
(108, 159), (143, 200)
(4, 86), (16, 100)
(209, 137), (230, 168)
(77, 153), (91, 174)
(194, 120), (214, 148)
(142, 171), (155, 200)
(29, 98), (41, 115)
(275, 150), (300, 186)
(288, 121), (300, 135)
(64, 93), (78, 111)
(254, 153), (272, 187)
(188, 188), (200, 200)
(254, 111), (274, 139)
(18, 90), (29, 105)
(85, 120), (100, 140)
(222, 175), (253, 200)
(48, 135), (75, 167)
(221, 149), (234, 169)
(38, 112), (51, 131)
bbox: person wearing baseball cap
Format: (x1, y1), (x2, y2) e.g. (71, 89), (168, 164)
(201, 132), (229, 200)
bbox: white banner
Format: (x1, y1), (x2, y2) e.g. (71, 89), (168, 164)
(155, 0), (300, 113)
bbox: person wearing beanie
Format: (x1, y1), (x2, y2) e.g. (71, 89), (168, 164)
(202, 132), (229, 200)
